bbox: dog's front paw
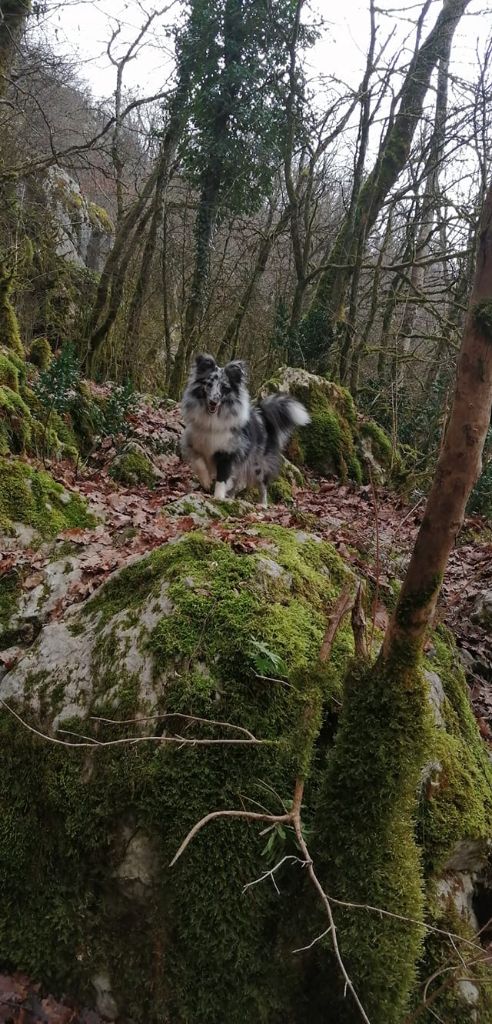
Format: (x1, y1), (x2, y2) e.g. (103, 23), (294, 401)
(214, 481), (229, 500)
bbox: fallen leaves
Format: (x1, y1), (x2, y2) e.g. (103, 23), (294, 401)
(0, 973), (103, 1023)
(1, 396), (491, 725)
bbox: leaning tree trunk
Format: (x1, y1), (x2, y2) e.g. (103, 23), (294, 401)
(315, 181), (492, 1024)
(301, 0), (469, 371)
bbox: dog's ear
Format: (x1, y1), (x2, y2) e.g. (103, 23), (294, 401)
(194, 353), (216, 376)
(224, 360), (246, 387)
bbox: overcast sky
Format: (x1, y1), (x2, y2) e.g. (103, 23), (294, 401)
(33, 0), (489, 104)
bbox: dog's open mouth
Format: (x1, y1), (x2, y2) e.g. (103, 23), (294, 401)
(207, 401), (220, 415)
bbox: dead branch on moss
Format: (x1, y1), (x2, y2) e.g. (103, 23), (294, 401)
(169, 573), (374, 1024)
(319, 584), (355, 663)
(90, 712), (257, 740)
(352, 582), (368, 658)
(169, 808), (293, 868)
(0, 700), (271, 750)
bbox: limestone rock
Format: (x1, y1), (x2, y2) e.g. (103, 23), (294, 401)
(260, 366), (397, 484)
(46, 168), (114, 273)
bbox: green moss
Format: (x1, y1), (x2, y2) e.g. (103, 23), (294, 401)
(269, 475), (293, 503)
(312, 645), (432, 1024)
(0, 351), (20, 391)
(28, 336), (52, 370)
(109, 450), (157, 488)
(418, 629), (492, 874)
(0, 457), (94, 536)
(88, 202), (114, 234)
(0, 524), (355, 1022)
(473, 299), (492, 341)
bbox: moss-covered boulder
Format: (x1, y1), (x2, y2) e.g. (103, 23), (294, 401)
(0, 457), (94, 538)
(109, 445), (158, 488)
(309, 628), (492, 1024)
(0, 495), (490, 1022)
(0, 513), (355, 1023)
(27, 336), (52, 370)
(0, 342), (82, 460)
(260, 367), (397, 484)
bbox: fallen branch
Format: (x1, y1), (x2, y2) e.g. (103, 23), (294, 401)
(170, 808), (292, 868)
(0, 700), (271, 751)
(352, 582), (368, 659)
(320, 584), (355, 663)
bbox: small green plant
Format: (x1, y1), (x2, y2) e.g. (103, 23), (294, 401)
(249, 639), (288, 678)
(33, 342), (80, 457)
(98, 380), (137, 437)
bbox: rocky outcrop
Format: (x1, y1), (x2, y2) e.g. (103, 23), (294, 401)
(0, 499), (490, 1023)
(260, 366), (400, 484)
(46, 169), (114, 273)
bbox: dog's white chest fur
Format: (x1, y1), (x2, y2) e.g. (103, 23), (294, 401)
(188, 415), (235, 458)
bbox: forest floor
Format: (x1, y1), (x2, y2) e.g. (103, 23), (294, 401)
(1, 388), (492, 1022)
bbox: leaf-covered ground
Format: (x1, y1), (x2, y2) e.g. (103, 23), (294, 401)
(0, 387), (491, 1020)
(1, 387), (490, 712)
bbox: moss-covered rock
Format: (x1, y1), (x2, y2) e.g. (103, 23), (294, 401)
(0, 457), (94, 538)
(109, 447), (158, 488)
(0, 349), (22, 391)
(0, 516), (355, 1023)
(28, 336), (52, 370)
(308, 627), (492, 1024)
(0, 385), (31, 454)
(260, 367), (397, 484)
(0, 261), (24, 357)
(0, 340), (82, 460)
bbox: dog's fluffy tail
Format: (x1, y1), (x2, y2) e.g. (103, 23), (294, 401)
(259, 393), (311, 449)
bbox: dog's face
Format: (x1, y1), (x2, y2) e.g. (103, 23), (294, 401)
(191, 354), (246, 416)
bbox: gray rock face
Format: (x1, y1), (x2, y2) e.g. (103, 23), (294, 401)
(46, 168), (114, 272)
(425, 669), (446, 727)
(471, 590), (492, 629)
(1, 556), (174, 726)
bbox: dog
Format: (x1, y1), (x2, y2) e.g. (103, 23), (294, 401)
(180, 354), (310, 506)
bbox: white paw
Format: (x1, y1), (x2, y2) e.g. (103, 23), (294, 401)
(214, 481), (227, 500)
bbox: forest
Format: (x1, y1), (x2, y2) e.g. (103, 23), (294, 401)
(0, 0), (492, 1021)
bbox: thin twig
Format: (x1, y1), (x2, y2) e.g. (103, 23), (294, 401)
(351, 581), (368, 658)
(90, 712), (257, 740)
(320, 585), (355, 663)
(0, 701), (270, 750)
(368, 465), (380, 653)
(170, 809), (292, 868)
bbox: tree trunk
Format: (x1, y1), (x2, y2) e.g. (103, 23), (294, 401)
(168, 0), (244, 397)
(215, 206), (289, 363)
